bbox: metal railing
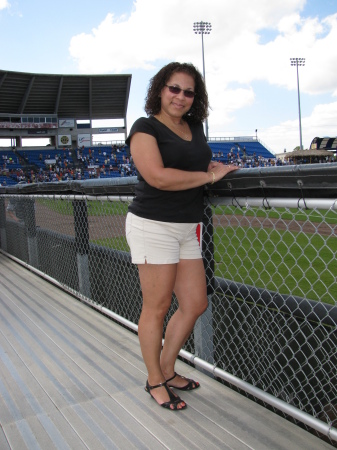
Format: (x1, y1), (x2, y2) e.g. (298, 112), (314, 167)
(1, 164), (337, 446)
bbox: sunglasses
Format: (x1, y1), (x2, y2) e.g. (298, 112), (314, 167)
(165, 85), (196, 98)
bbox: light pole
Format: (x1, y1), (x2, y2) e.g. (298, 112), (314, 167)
(290, 57), (305, 150)
(193, 21), (212, 141)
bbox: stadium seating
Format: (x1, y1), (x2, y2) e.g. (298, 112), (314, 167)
(0, 139), (275, 185)
(209, 140), (274, 162)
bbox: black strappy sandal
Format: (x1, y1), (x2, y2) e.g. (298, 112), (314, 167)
(145, 380), (187, 410)
(166, 372), (200, 391)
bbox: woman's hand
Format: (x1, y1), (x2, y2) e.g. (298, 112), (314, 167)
(207, 161), (240, 184)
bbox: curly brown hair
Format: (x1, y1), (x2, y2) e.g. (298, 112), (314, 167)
(144, 62), (209, 124)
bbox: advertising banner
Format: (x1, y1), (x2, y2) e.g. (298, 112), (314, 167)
(58, 135), (71, 146)
(28, 130), (48, 135)
(98, 127), (119, 133)
(78, 134), (91, 146)
(59, 119), (75, 128)
(0, 122), (57, 129)
(44, 159), (56, 165)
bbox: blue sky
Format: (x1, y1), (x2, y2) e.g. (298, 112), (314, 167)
(1, 0), (337, 154)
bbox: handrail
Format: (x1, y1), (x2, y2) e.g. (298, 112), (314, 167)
(2, 163), (337, 199)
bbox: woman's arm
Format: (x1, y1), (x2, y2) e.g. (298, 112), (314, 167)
(130, 132), (238, 191)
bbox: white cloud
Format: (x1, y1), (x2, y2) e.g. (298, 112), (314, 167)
(209, 85), (255, 128)
(261, 101), (337, 153)
(0, 0), (10, 10)
(69, 0), (307, 75)
(67, 0), (337, 152)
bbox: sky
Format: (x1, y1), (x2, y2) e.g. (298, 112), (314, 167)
(1, 0), (337, 155)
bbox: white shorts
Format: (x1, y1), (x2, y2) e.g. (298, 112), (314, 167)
(125, 212), (202, 264)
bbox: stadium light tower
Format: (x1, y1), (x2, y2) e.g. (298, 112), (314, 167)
(290, 57), (305, 150)
(193, 21), (212, 140)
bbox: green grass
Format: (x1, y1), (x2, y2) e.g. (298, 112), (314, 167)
(37, 198), (128, 216)
(39, 199), (337, 223)
(37, 198), (74, 215)
(214, 225), (337, 305)
(87, 201), (129, 216)
(36, 198), (337, 304)
(212, 205), (337, 225)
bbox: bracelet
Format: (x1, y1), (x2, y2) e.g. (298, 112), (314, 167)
(210, 171), (215, 185)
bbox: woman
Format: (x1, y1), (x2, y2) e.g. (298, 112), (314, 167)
(125, 62), (239, 411)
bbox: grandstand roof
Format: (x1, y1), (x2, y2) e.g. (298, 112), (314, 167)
(310, 136), (337, 151)
(0, 69), (132, 120)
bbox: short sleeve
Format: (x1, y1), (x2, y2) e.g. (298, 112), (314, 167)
(125, 117), (157, 146)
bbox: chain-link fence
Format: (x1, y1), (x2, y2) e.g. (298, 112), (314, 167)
(1, 165), (337, 446)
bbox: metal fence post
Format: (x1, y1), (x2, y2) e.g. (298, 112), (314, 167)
(73, 199), (91, 299)
(0, 197), (7, 252)
(23, 198), (39, 268)
(194, 204), (214, 364)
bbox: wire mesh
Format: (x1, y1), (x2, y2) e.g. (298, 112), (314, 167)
(1, 193), (336, 445)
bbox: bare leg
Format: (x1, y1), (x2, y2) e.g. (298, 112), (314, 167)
(160, 258), (208, 386)
(137, 263), (186, 409)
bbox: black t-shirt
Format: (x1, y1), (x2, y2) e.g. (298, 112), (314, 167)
(126, 116), (212, 223)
